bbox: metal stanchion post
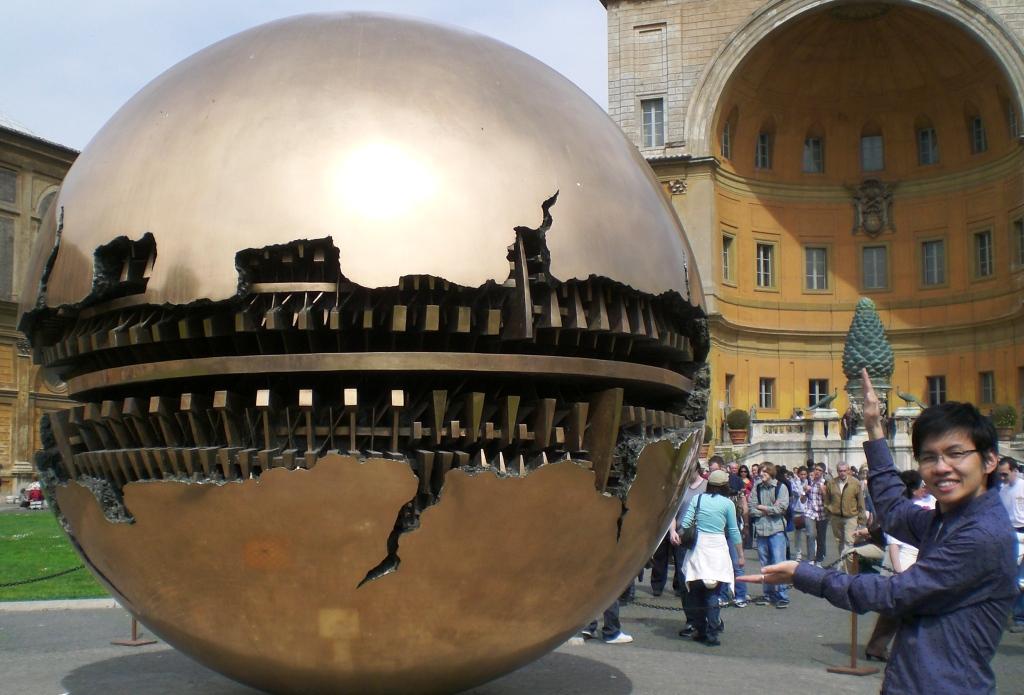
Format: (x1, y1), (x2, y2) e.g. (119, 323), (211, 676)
(826, 551), (878, 677)
(111, 615), (157, 647)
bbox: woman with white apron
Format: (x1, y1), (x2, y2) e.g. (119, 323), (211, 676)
(673, 469), (744, 646)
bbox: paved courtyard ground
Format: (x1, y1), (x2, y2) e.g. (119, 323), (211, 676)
(3, 560), (1023, 694)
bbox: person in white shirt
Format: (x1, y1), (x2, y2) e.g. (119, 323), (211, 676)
(997, 457), (1024, 632)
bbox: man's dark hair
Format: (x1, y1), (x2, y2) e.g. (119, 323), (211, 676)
(912, 401), (998, 488)
(708, 455), (726, 467)
(999, 456), (1018, 472)
(899, 469), (923, 498)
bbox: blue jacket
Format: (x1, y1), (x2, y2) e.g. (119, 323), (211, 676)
(794, 438), (1017, 694)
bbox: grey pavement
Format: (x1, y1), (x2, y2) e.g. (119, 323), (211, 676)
(3, 565), (1024, 695)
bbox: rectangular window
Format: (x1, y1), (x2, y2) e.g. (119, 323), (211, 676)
(724, 373), (735, 407)
(974, 230), (993, 278)
(921, 239), (945, 286)
(0, 168), (15, 205)
(802, 137), (824, 173)
(979, 371), (996, 404)
(1014, 217), (1024, 266)
(861, 135), (884, 171)
(804, 246), (828, 290)
(721, 122), (732, 160)
(917, 128), (938, 165)
(722, 234), (735, 282)
(641, 98), (665, 148)
(759, 377), (775, 409)
(862, 245), (888, 290)
(755, 132), (772, 170)
(808, 379), (829, 408)
(756, 242), (775, 288)
(0, 216), (12, 301)
(927, 376), (946, 406)
(970, 116), (988, 154)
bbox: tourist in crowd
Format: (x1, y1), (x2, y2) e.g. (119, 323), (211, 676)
(997, 456), (1024, 633)
(738, 465), (753, 495)
(803, 463), (828, 565)
(671, 462), (708, 633)
(727, 461), (744, 494)
(790, 467), (807, 562)
(864, 469), (935, 660)
(738, 465), (754, 549)
(581, 595), (633, 645)
(673, 469), (743, 646)
(749, 462), (790, 608)
(824, 460), (867, 558)
(743, 368), (1017, 695)
(859, 465), (876, 526)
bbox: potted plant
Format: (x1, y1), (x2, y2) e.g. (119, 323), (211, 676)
(992, 404), (1017, 441)
(726, 409), (750, 445)
(700, 425), (713, 458)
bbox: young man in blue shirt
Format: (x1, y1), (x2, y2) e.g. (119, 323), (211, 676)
(742, 369), (1017, 694)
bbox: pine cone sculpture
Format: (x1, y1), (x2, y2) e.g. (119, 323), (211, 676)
(842, 297), (894, 380)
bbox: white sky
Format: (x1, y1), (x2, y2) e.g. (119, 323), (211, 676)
(2, 0), (609, 151)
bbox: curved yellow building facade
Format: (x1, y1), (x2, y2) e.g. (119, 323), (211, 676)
(605, 0), (1024, 438)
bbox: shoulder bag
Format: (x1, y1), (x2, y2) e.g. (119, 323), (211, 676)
(678, 493), (703, 550)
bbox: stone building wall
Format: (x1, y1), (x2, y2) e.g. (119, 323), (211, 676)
(0, 125), (76, 496)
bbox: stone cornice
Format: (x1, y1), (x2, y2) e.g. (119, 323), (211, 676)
(708, 294), (1024, 341)
(703, 146), (1023, 203)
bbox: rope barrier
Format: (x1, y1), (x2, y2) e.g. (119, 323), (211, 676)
(0, 565), (85, 588)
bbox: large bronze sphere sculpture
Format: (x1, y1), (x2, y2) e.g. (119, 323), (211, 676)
(20, 13), (709, 695)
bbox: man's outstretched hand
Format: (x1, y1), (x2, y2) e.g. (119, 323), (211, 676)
(861, 367), (884, 441)
(736, 561), (798, 585)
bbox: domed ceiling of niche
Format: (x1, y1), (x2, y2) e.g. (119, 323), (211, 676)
(722, 3), (1011, 113)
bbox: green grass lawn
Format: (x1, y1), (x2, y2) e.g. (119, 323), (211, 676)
(0, 511), (108, 601)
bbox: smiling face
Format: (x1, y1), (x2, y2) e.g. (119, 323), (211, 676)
(918, 429), (998, 512)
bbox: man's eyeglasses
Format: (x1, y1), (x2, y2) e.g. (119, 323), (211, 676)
(917, 449), (978, 467)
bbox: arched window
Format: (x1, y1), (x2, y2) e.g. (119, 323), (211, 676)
(36, 188), (58, 218)
(721, 106), (738, 160)
(914, 116), (938, 166)
(860, 122), (884, 172)
(755, 118), (774, 170)
(802, 124), (824, 173)
(1005, 98), (1019, 139)
(964, 101), (987, 154)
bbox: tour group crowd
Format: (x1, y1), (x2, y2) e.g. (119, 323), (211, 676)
(579, 371), (1024, 695)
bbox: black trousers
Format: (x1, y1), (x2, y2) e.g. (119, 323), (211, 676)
(650, 533), (684, 592)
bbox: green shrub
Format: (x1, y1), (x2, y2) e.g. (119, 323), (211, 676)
(726, 409), (750, 430)
(993, 404), (1017, 429)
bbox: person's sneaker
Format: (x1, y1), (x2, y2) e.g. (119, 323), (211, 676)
(1009, 623), (1024, 634)
(579, 628), (596, 639)
(732, 599), (748, 608)
(690, 633), (707, 643)
(604, 631), (634, 645)
(651, 589), (663, 597)
(717, 597), (730, 608)
(753, 595), (772, 606)
(704, 636), (721, 646)
(678, 624), (695, 637)
(775, 600), (790, 609)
